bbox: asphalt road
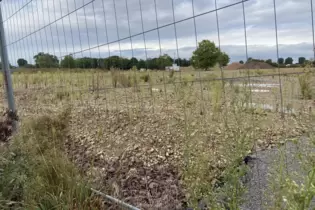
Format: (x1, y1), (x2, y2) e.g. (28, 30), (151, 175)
(241, 137), (315, 210)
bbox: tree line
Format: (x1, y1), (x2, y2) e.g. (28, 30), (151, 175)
(17, 53), (191, 70)
(16, 39), (231, 71)
(239, 57), (313, 67)
(15, 39), (311, 71)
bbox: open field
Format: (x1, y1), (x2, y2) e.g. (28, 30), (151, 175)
(1, 67), (315, 209)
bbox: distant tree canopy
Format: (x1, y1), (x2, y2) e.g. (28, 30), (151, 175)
(298, 57), (306, 65)
(34, 52), (59, 68)
(285, 57), (293, 65)
(17, 58), (28, 67)
(278, 58), (284, 64)
(247, 57), (253, 63)
(265, 59), (272, 65)
(28, 52), (191, 70)
(191, 40), (230, 70)
(24, 50), (310, 71)
(60, 55), (76, 69)
(218, 52), (230, 66)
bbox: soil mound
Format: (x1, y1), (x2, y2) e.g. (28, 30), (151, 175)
(225, 62), (244, 70)
(241, 61), (275, 69)
(225, 61), (274, 70)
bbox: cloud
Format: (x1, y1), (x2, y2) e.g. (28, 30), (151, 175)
(1, 0), (314, 66)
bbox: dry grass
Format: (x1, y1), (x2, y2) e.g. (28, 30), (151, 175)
(0, 107), (103, 209)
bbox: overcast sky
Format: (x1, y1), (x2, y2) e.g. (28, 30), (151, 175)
(1, 0), (314, 65)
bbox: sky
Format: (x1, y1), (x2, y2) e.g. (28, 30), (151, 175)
(0, 0), (314, 66)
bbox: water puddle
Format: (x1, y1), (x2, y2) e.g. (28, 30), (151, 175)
(251, 89), (270, 93)
(247, 102), (295, 114)
(238, 83), (280, 88)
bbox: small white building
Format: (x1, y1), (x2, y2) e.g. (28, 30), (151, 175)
(165, 63), (180, 71)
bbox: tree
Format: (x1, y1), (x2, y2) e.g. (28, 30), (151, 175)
(265, 59), (272, 65)
(60, 55), (76, 68)
(137, 59), (146, 69)
(278, 57), (284, 64)
(34, 52), (59, 68)
(191, 40), (222, 71)
(298, 57), (306, 65)
(156, 54), (173, 70)
(246, 57), (253, 63)
(285, 57), (293, 65)
(218, 52), (230, 66)
(130, 57), (139, 67)
(17, 58), (28, 67)
(239, 60), (244, 64)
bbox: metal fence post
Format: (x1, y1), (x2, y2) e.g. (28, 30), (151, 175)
(0, 1), (17, 130)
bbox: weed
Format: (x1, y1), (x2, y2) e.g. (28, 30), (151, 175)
(182, 75), (195, 87)
(55, 90), (70, 100)
(169, 70), (175, 79)
(298, 72), (313, 99)
(110, 69), (119, 88)
(140, 72), (151, 83)
(255, 69), (264, 76)
(268, 136), (315, 210)
(111, 70), (133, 88)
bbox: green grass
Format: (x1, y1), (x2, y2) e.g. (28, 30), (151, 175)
(0, 107), (102, 210)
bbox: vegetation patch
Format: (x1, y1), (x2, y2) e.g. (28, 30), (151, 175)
(0, 108), (103, 209)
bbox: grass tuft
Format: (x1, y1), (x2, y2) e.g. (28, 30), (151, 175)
(298, 72), (313, 99)
(0, 107), (102, 209)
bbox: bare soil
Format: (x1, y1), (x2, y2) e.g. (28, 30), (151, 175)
(225, 62), (245, 70)
(241, 62), (275, 70)
(225, 61), (274, 70)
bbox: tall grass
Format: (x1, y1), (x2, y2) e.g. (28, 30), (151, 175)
(298, 72), (313, 99)
(0, 108), (102, 209)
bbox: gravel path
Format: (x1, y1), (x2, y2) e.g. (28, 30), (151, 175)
(241, 137), (315, 210)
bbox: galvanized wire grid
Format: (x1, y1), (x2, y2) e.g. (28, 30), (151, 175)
(1, 0), (315, 209)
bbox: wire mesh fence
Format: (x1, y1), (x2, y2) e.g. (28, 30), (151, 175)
(1, 0), (315, 209)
